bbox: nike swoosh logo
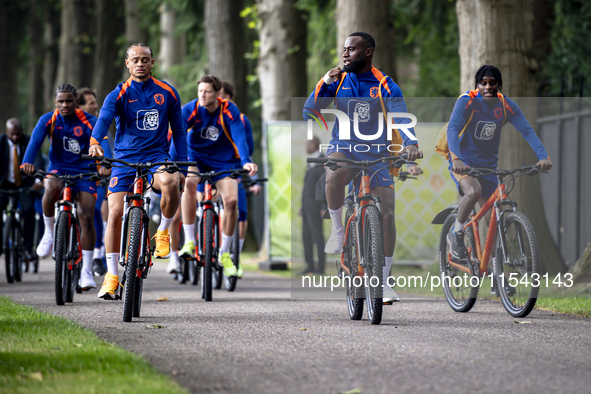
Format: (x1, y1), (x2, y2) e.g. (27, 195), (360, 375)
(129, 99), (138, 103)
(342, 87), (351, 89)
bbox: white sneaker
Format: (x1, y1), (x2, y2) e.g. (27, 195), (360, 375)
(80, 268), (97, 290)
(383, 286), (400, 303)
(36, 232), (53, 258)
(324, 228), (344, 254)
(166, 256), (181, 274)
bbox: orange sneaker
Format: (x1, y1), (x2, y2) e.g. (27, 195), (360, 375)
(98, 272), (120, 300)
(153, 229), (171, 259)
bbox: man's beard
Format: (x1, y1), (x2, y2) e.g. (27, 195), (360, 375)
(343, 59), (365, 73)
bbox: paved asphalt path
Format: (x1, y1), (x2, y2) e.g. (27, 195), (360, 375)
(2, 257), (591, 394)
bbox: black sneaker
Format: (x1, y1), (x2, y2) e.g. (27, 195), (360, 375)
(92, 258), (107, 276)
(447, 230), (467, 261)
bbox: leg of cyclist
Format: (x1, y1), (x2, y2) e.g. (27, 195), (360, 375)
(167, 204), (182, 274)
(216, 177), (239, 276)
(98, 191), (126, 299)
(236, 182), (248, 277)
(372, 184), (399, 303)
(76, 191), (97, 289)
(37, 176), (65, 257)
(324, 152), (353, 254)
(180, 166), (201, 258)
(151, 168), (182, 259)
(448, 175), (482, 261)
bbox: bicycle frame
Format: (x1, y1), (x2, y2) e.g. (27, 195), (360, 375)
(118, 168), (152, 278)
(448, 181), (516, 276)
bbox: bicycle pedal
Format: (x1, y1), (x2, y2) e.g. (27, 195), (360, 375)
(383, 301), (394, 306)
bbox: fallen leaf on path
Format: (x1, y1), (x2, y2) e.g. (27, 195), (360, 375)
(514, 320), (532, 324)
(299, 328), (308, 331)
(143, 324), (164, 329)
(157, 296), (169, 302)
(340, 388), (361, 394)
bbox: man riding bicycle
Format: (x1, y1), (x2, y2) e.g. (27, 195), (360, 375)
(22, 84), (110, 290)
(446, 65), (552, 264)
(173, 75), (257, 278)
(88, 43), (188, 300)
(304, 32), (420, 303)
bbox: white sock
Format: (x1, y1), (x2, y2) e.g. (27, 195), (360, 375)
(454, 219), (466, 233)
(102, 221), (108, 242)
(106, 253), (120, 276)
(43, 214), (55, 235)
(383, 256), (393, 287)
(220, 232), (233, 254)
(82, 250), (94, 273)
(158, 213), (173, 232)
(239, 238), (245, 253)
(183, 224), (195, 244)
(93, 247), (101, 259)
(328, 207), (343, 234)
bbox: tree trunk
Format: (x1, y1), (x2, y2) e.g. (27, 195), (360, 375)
(0, 1), (24, 129)
(28, 1), (45, 128)
(205, 0), (247, 112)
(92, 0), (125, 105)
(568, 243), (591, 285)
(78, 0), (96, 88)
(335, 0), (397, 81)
(43, 3), (60, 112)
(54, 0), (83, 89)
(159, 3), (185, 87)
(456, 0), (567, 274)
(123, 0), (148, 79)
(257, 0), (307, 121)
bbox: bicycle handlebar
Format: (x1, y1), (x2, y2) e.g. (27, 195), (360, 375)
(81, 155), (195, 171)
(34, 170), (102, 182)
(186, 168), (249, 180)
(466, 164), (543, 179)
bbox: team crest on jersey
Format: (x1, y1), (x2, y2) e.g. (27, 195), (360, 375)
(494, 107), (503, 119)
(154, 94), (165, 105)
(201, 126), (220, 141)
(110, 177), (118, 188)
(475, 121), (497, 140)
(347, 99), (371, 123)
(137, 109), (159, 131)
(63, 136), (81, 154)
(370, 86), (379, 98)
(73, 126), (83, 137)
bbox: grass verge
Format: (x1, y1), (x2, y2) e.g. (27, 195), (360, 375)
(0, 295), (188, 394)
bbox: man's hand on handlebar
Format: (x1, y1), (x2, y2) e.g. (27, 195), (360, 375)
(21, 163), (35, 176)
(402, 144), (421, 162)
(452, 159), (469, 175)
(536, 158), (552, 172)
(243, 162), (258, 177)
(88, 144), (104, 157)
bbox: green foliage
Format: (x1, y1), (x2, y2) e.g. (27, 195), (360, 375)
(542, 0), (591, 96)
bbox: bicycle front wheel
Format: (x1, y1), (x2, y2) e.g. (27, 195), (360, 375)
(438, 213), (479, 313)
(344, 209), (363, 321)
(54, 212), (69, 305)
(123, 208), (142, 322)
(12, 223), (23, 282)
(362, 206), (384, 325)
(494, 211), (540, 318)
(202, 210), (214, 301)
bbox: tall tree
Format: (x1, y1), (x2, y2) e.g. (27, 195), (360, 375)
(456, 0), (566, 273)
(159, 2), (185, 87)
(28, 0), (45, 125)
(335, 0), (397, 80)
(123, 0), (148, 79)
(92, 0), (125, 104)
(54, 0), (84, 89)
(43, 2), (60, 112)
(257, 0), (307, 121)
(205, 0), (247, 112)
(0, 0), (26, 129)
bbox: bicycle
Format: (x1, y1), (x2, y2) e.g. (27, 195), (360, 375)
(1, 186), (36, 283)
(82, 155), (192, 322)
(432, 164), (546, 317)
(223, 175), (267, 292)
(307, 154), (415, 325)
(33, 171), (101, 305)
(178, 168), (248, 301)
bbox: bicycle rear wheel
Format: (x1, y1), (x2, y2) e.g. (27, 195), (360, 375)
(438, 213), (479, 313)
(203, 209), (214, 301)
(344, 209), (364, 320)
(54, 212), (69, 306)
(3, 218), (15, 283)
(494, 211), (540, 318)
(123, 208), (142, 322)
(362, 206), (383, 325)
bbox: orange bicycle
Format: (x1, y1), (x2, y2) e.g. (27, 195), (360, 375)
(433, 164), (547, 317)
